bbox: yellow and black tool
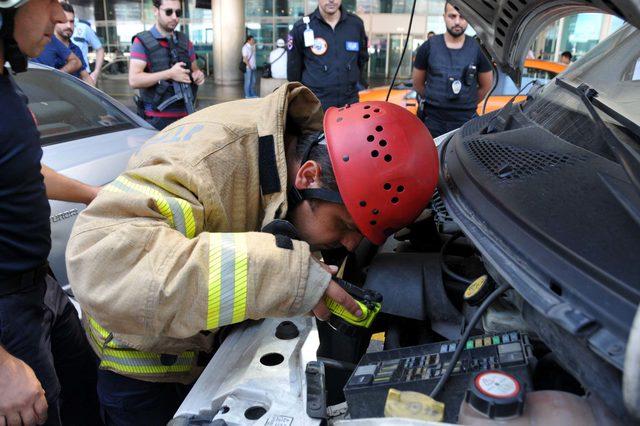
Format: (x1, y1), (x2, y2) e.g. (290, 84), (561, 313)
(324, 277), (382, 336)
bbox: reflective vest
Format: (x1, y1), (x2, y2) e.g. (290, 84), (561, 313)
(423, 34), (481, 111)
(135, 30), (195, 112)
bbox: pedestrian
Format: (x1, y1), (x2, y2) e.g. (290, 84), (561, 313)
(67, 3), (105, 83)
(427, 30), (435, 39)
(269, 38), (287, 79)
(287, 0), (369, 110)
(412, 2), (493, 138)
(242, 34), (257, 97)
(51, 2), (94, 85)
(129, 0), (205, 130)
(65, 84), (440, 425)
(0, 1), (103, 425)
(31, 3), (83, 78)
(560, 50), (572, 65)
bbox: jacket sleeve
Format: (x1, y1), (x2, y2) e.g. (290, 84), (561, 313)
(66, 165), (331, 339)
(358, 27), (369, 88)
(287, 26), (304, 82)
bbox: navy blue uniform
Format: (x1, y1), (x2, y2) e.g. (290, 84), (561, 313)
(413, 34), (492, 137)
(0, 69), (100, 425)
(287, 7), (368, 110)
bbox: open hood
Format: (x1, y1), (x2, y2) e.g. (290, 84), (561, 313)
(449, 0), (640, 85)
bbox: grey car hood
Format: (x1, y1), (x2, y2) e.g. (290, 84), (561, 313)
(450, 0), (640, 85)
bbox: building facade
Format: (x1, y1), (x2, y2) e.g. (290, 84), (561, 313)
(69, 0), (625, 85)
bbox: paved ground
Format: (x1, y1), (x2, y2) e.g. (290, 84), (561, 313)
(97, 74), (390, 113)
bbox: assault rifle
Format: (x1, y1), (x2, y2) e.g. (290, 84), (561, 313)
(157, 35), (196, 114)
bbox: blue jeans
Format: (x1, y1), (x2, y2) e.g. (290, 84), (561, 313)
(0, 274), (101, 426)
(97, 369), (190, 426)
(244, 68), (257, 98)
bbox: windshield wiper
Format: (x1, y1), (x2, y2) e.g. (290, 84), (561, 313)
(555, 78), (640, 194)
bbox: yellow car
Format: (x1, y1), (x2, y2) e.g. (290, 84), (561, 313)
(358, 59), (567, 116)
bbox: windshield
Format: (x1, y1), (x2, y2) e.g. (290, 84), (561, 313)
(14, 67), (135, 145)
(522, 24), (640, 162)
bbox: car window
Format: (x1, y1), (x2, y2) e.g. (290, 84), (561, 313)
(522, 24), (640, 162)
(493, 67), (557, 96)
(13, 67), (135, 145)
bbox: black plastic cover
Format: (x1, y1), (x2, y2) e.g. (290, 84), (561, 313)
(439, 112), (640, 366)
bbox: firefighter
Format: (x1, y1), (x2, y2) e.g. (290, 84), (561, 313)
(66, 84), (439, 424)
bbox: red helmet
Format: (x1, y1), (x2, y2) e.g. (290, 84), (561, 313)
(324, 101), (439, 245)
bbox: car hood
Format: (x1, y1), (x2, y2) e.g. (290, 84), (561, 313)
(450, 0), (640, 85)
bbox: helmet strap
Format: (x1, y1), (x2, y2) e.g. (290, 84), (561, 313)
(0, 9), (28, 73)
(287, 132), (343, 209)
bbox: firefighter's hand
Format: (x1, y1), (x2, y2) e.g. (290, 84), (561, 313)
(168, 62), (191, 84)
(192, 69), (205, 85)
(0, 352), (47, 426)
(313, 280), (363, 321)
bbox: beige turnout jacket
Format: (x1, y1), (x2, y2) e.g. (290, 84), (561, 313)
(66, 83), (330, 383)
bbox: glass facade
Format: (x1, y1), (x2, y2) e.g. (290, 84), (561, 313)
(73, 0), (623, 85)
(70, 0), (213, 73)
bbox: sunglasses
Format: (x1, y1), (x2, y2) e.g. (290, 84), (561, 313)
(160, 8), (182, 18)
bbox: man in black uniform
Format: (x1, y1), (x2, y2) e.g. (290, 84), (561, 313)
(413, 2), (493, 137)
(0, 1), (101, 425)
(287, 0), (368, 110)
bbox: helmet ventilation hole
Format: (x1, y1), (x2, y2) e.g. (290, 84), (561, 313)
(359, 200), (367, 207)
(367, 135), (375, 142)
(379, 140), (387, 147)
(372, 209), (379, 215)
(364, 105), (371, 109)
(376, 125), (384, 132)
(374, 108), (381, 113)
(342, 155), (349, 162)
(397, 185), (405, 192)
(391, 197), (399, 204)
(363, 114), (371, 119)
(384, 183), (392, 190)
(384, 154), (392, 162)
(370, 220), (377, 226)
(336, 117), (343, 122)
(371, 150), (379, 158)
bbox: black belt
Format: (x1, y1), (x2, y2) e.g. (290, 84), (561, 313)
(0, 263), (49, 296)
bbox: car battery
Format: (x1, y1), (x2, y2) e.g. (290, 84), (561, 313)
(344, 331), (533, 422)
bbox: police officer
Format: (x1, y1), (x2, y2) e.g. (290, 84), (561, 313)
(0, 1), (102, 425)
(287, 0), (368, 110)
(412, 2), (493, 138)
(129, 0), (205, 130)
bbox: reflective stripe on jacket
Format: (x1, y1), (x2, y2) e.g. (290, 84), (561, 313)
(66, 83), (330, 383)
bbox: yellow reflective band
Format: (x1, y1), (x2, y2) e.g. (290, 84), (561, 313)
(128, 173), (197, 238)
(207, 233), (223, 329)
(206, 234), (249, 330)
(232, 233), (248, 324)
(100, 360), (192, 374)
(110, 175), (197, 238)
(176, 198), (196, 238)
(87, 317), (196, 375)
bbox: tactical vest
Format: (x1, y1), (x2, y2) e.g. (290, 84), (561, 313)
(134, 30), (193, 111)
(423, 35), (480, 111)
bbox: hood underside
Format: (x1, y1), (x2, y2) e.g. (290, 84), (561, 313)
(450, 0), (640, 85)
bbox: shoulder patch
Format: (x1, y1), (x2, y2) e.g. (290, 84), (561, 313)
(287, 34), (294, 51)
